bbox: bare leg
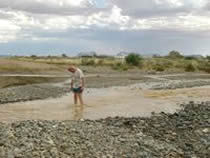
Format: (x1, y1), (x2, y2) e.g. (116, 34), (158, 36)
(74, 93), (78, 105)
(78, 93), (84, 105)
(73, 104), (84, 120)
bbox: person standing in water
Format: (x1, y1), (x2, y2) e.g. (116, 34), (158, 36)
(68, 66), (85, 105)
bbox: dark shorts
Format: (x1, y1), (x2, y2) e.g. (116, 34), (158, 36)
(72, 87), (83, 93)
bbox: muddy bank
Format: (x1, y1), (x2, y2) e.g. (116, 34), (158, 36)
(0, 102), (209, 157)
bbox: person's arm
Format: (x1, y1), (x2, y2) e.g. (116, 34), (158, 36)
(79, 69), (85, 90)
(70, 79), (74, 90)
(81, 77), (85, 90)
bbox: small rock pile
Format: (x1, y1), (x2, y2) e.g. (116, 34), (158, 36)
(0, 102), (209, 158)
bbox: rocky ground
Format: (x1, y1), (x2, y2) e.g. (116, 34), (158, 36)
(0, 102), (209, 157)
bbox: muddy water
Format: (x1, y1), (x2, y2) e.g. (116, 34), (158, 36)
(1, 86), (210, 123)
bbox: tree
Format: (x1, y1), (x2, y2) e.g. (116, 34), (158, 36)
(168, 50), (183, 58)
(125, 53), (143, 66)
(31, 55), (37, 58)
(61, 53), (68, 57)
(152, 54), (161, 58)
(206, 56), (210, 61)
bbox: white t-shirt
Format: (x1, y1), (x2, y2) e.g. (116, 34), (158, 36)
(71, 68), (84, 88)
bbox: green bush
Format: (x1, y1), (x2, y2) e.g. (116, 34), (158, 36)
(125, 53), (143, 66)
(153, 64), (165, 72)
(81, 59), (96, 66)
(112, 62), (122, 70)
(185, 63), (196, 72)
(111, 62), (128, 71)
(184, 56), (196, 60)
(147, 59), (173, 72)
(122, 66), (129, 71)
(197, 62), (210, 73)
(97, 59), (104, 65)
(206, 56), (210, 61)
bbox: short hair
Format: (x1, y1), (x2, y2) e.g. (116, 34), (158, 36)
(69, 65), (76, 69)
(68, 65), (76, 72)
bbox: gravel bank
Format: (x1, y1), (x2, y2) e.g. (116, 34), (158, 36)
(0, 102), (209, 157)
(0, 84), (69, 104)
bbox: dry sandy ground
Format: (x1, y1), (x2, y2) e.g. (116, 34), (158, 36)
(1, 85), (210, 123)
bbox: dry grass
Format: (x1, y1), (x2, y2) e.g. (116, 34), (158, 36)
(142, 57), (210, 73)
(10, 56), (123, 66)
(0, 58), (65, 74)
(2, 56), (210, 74)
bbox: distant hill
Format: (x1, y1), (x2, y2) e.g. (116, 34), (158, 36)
(0, 55), (10, 58)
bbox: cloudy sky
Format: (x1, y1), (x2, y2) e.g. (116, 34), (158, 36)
(0, 0), (210, 56)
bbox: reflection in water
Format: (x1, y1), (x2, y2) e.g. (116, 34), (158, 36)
(73, 104), (84, 120)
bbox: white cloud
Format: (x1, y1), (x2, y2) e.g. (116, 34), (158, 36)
(109, 0), (209, 18)
(0, 19), (21, 43)
(86, 5), (129, 29)
(0, 0), (210, 55)
(0, 0), (98, 15)
(0, 0), (210, 40)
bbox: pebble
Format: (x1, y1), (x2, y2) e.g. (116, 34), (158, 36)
(202, 128), (209, 133)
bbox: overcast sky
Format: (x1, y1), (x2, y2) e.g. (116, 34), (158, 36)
(0, 0), (210, 56)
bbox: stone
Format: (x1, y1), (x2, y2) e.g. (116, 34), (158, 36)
(202, 128), (209, 133)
